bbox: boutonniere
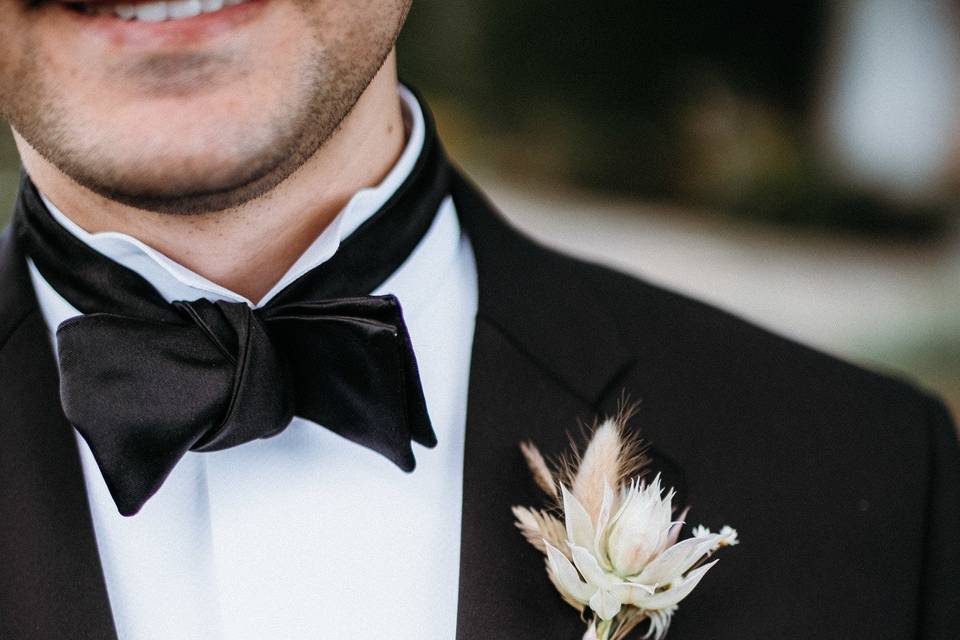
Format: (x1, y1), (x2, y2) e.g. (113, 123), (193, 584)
(512, 414), (738, 640)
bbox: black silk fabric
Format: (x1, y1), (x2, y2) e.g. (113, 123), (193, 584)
(14, 113), (449, 516)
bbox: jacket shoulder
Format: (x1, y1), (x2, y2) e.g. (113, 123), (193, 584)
(556, 245), (939, 417)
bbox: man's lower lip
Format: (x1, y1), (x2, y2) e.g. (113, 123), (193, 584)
(61, 0), (267, 48)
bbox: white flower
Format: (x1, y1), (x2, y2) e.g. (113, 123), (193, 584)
(607, 476), (675, 576)
(513, 416), (739, 640)
(693, 524), (740, 549)
(545, 479), (730, 630)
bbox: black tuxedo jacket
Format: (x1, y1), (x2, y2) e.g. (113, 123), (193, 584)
(1, 170), (958, 639)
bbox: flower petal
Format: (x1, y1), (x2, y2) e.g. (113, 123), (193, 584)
(562, 485), (596, 549)
(633, 536), (716, 585)
(636, 560), (718, 610)
(589, 588), (622, 621)
(609, 580), (656, 607)
(642, 606), (677, 640)
(717, 525), (739, 547)
(545, 541), (597, 604)
(610, 477), (639, 524)
(570, 543), (612, 588)
(593, 481), (617, 571)
(606, 481), (670, 576)
(665, 506), (690, 548)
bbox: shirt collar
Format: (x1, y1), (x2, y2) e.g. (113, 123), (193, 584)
(39, 84), (427, 308)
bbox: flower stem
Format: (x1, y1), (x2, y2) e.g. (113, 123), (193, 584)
(597, 619), (613, 640)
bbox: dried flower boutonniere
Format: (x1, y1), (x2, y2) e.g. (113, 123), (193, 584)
(512, 415), (738, 640)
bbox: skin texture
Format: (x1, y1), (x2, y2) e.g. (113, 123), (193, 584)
(0, 0), (412, 300)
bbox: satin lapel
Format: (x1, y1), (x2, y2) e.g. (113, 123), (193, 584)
(0, 229), (117, 640)
(452, 172), (636, 639)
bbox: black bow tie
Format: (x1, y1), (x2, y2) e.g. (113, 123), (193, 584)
(15, 104), (449, 516)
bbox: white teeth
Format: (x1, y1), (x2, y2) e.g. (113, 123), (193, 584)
(135, 2), (168, 22)
(98, 0), (248, 22)
(167, 0), (203, 19)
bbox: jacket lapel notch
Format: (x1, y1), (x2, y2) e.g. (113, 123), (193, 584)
(451, 170), (636, 403)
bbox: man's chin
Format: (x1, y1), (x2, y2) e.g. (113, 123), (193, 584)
(78, 161), (293, 215)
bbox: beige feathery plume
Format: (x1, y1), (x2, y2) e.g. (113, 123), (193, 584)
(520, 441), (559, 499)
(511, 506), (568, 555)
(611, 399), (650, 485)
(571, 419), (624, 524)
(569, 410), (650, 521)
(609, 401), (650, 487)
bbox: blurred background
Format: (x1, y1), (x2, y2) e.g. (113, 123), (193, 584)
(2, 0), (959, 418)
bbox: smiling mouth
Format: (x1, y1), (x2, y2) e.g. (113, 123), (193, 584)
(64, 0), (254, 22)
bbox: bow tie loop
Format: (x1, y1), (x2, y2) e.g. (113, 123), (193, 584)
(264, 294), (437, 462)
(56, 301), (295, 516)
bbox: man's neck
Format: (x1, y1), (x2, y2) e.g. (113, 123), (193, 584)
(14, 54), (407, 302)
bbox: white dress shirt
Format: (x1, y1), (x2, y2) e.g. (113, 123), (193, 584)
(27, 86), (478, 640)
